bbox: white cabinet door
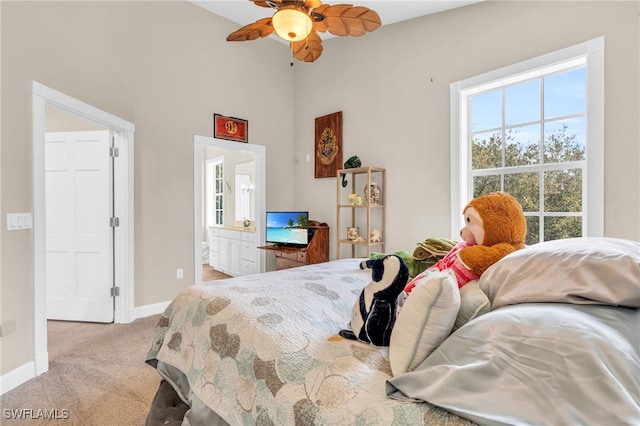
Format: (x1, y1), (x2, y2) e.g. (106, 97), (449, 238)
(208, 228), (220, 269)
(240, 231), (256, 275)
(214, 229), (255, 277)
(218, 236), (230, 274)
(241, 259), (256, 275)
(227, 239), (242, 277)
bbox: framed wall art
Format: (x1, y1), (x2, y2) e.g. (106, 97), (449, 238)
(214, 114), (248, 143)
(314, 111), (343, 178)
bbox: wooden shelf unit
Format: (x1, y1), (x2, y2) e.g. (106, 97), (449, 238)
(259, 221), (329, 270)
(336, 166), (385, 258)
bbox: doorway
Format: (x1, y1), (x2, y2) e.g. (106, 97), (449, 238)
(193, 135), (266, 283)
(32, 81), (135, 375)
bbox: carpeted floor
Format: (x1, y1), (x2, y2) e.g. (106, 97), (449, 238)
(0, 268), (229, 425)
(0, 315), (162, 425)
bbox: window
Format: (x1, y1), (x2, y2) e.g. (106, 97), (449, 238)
(451, 37), (604, 244)
(206, 157), (224, 226)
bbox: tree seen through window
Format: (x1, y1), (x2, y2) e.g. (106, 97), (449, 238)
(470, 67), (586, 244)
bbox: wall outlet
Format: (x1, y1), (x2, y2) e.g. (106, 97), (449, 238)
(176, 268), (184, 279)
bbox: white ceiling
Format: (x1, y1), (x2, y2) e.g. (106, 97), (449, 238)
(192, 0), (483, 40)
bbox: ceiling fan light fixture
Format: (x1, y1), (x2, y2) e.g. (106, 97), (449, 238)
(272, 6), (313, 42)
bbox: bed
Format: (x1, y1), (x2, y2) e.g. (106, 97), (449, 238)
(145, 237), (640, 425)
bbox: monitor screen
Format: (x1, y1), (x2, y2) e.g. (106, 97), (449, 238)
(266, 211), (309, 247)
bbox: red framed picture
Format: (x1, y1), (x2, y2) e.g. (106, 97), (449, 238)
(214, 114), (248, 143)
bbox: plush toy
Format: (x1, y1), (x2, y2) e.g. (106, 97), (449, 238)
(370, 238), (457, 279)
(412, 237), (457, 262)
(371, 250), (422, 278)
(457, 191), (527, 276)
(389, 192), (527, 375)
(398, 192), (527, 308)
(339, 255), (409, 346)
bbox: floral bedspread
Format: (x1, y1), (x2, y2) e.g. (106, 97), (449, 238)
(146, 259), (472, 425)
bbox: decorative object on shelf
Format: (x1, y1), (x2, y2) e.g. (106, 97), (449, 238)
(364, 182), (382, 205)
(347, 227), (360, 241)
(353, 195), (364, 206)
(214, 114), (248, 143)
(370, 229), (382, 243)
(243, 219), (251, 229)
(315, 111), (343, 178)
(225, 1), (381, 63)
(348, 194), (358, 205)
(341, 155), (361, 187)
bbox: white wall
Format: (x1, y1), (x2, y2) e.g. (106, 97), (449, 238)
(292, 1), (640, 258)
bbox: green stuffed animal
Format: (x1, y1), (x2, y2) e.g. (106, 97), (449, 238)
(371, 237), (457, 278)
(412, 237), (457, 261)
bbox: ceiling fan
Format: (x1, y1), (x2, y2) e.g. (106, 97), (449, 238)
(226, 0), (381, 63)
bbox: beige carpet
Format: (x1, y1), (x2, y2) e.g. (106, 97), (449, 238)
(0, 315), (162, 425)
(1, 269), (228, 425)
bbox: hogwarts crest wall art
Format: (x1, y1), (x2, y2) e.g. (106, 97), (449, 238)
(314, 111), (343, 178)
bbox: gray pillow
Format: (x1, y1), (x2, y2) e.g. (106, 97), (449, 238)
(479, 237), (640, 308)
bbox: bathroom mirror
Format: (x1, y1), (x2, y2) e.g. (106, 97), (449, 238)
(234, 162), (255, 222)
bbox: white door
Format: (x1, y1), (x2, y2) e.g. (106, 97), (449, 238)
(45, 130), (114, 323)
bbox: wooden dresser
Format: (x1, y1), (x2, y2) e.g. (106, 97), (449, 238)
(259, 221), (329, 270)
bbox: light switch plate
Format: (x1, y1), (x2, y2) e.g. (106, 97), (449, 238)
(7, 213), (33, 230)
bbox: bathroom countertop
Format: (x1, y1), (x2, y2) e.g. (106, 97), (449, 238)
(210, 225), (255, 233)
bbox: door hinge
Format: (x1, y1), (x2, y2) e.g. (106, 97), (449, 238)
(110, 147), (119, 158)
(110, 286), (120, 297)
(110, 217), (120, 227)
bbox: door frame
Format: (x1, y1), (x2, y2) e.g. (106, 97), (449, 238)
(32, 81), (135, 375)
(193, 135), (266, 283)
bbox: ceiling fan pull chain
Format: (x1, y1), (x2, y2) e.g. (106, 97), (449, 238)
(290, 44), (294, 67)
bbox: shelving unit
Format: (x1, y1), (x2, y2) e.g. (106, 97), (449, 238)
(336, 166), (385, 258)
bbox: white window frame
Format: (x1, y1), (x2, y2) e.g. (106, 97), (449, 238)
(205, 156), (224, 227)
(450, 37), (604, 240)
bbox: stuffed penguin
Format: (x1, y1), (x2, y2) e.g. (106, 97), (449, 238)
(340, 255), (409, 346)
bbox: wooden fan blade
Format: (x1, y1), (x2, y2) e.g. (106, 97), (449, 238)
(291, 31), (323, 62)
(253, 0), (281, 7)
(304, 0), (323, 9)
(227, 17), (275, 42)
(312, 4), (381, 36)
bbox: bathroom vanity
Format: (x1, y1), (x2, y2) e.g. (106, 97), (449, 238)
(208, 226), (256, 277)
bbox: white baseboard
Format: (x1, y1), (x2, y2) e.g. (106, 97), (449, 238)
(130, 301), (170, 321)
(0, 361), (36, 395)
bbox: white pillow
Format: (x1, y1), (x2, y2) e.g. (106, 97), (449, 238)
(452, 280), (490, 332)
(479, 237), (640, 309)
(389, 270), (460, 376)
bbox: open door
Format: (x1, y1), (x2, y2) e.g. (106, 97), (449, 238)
(45, 130), (114, 323)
